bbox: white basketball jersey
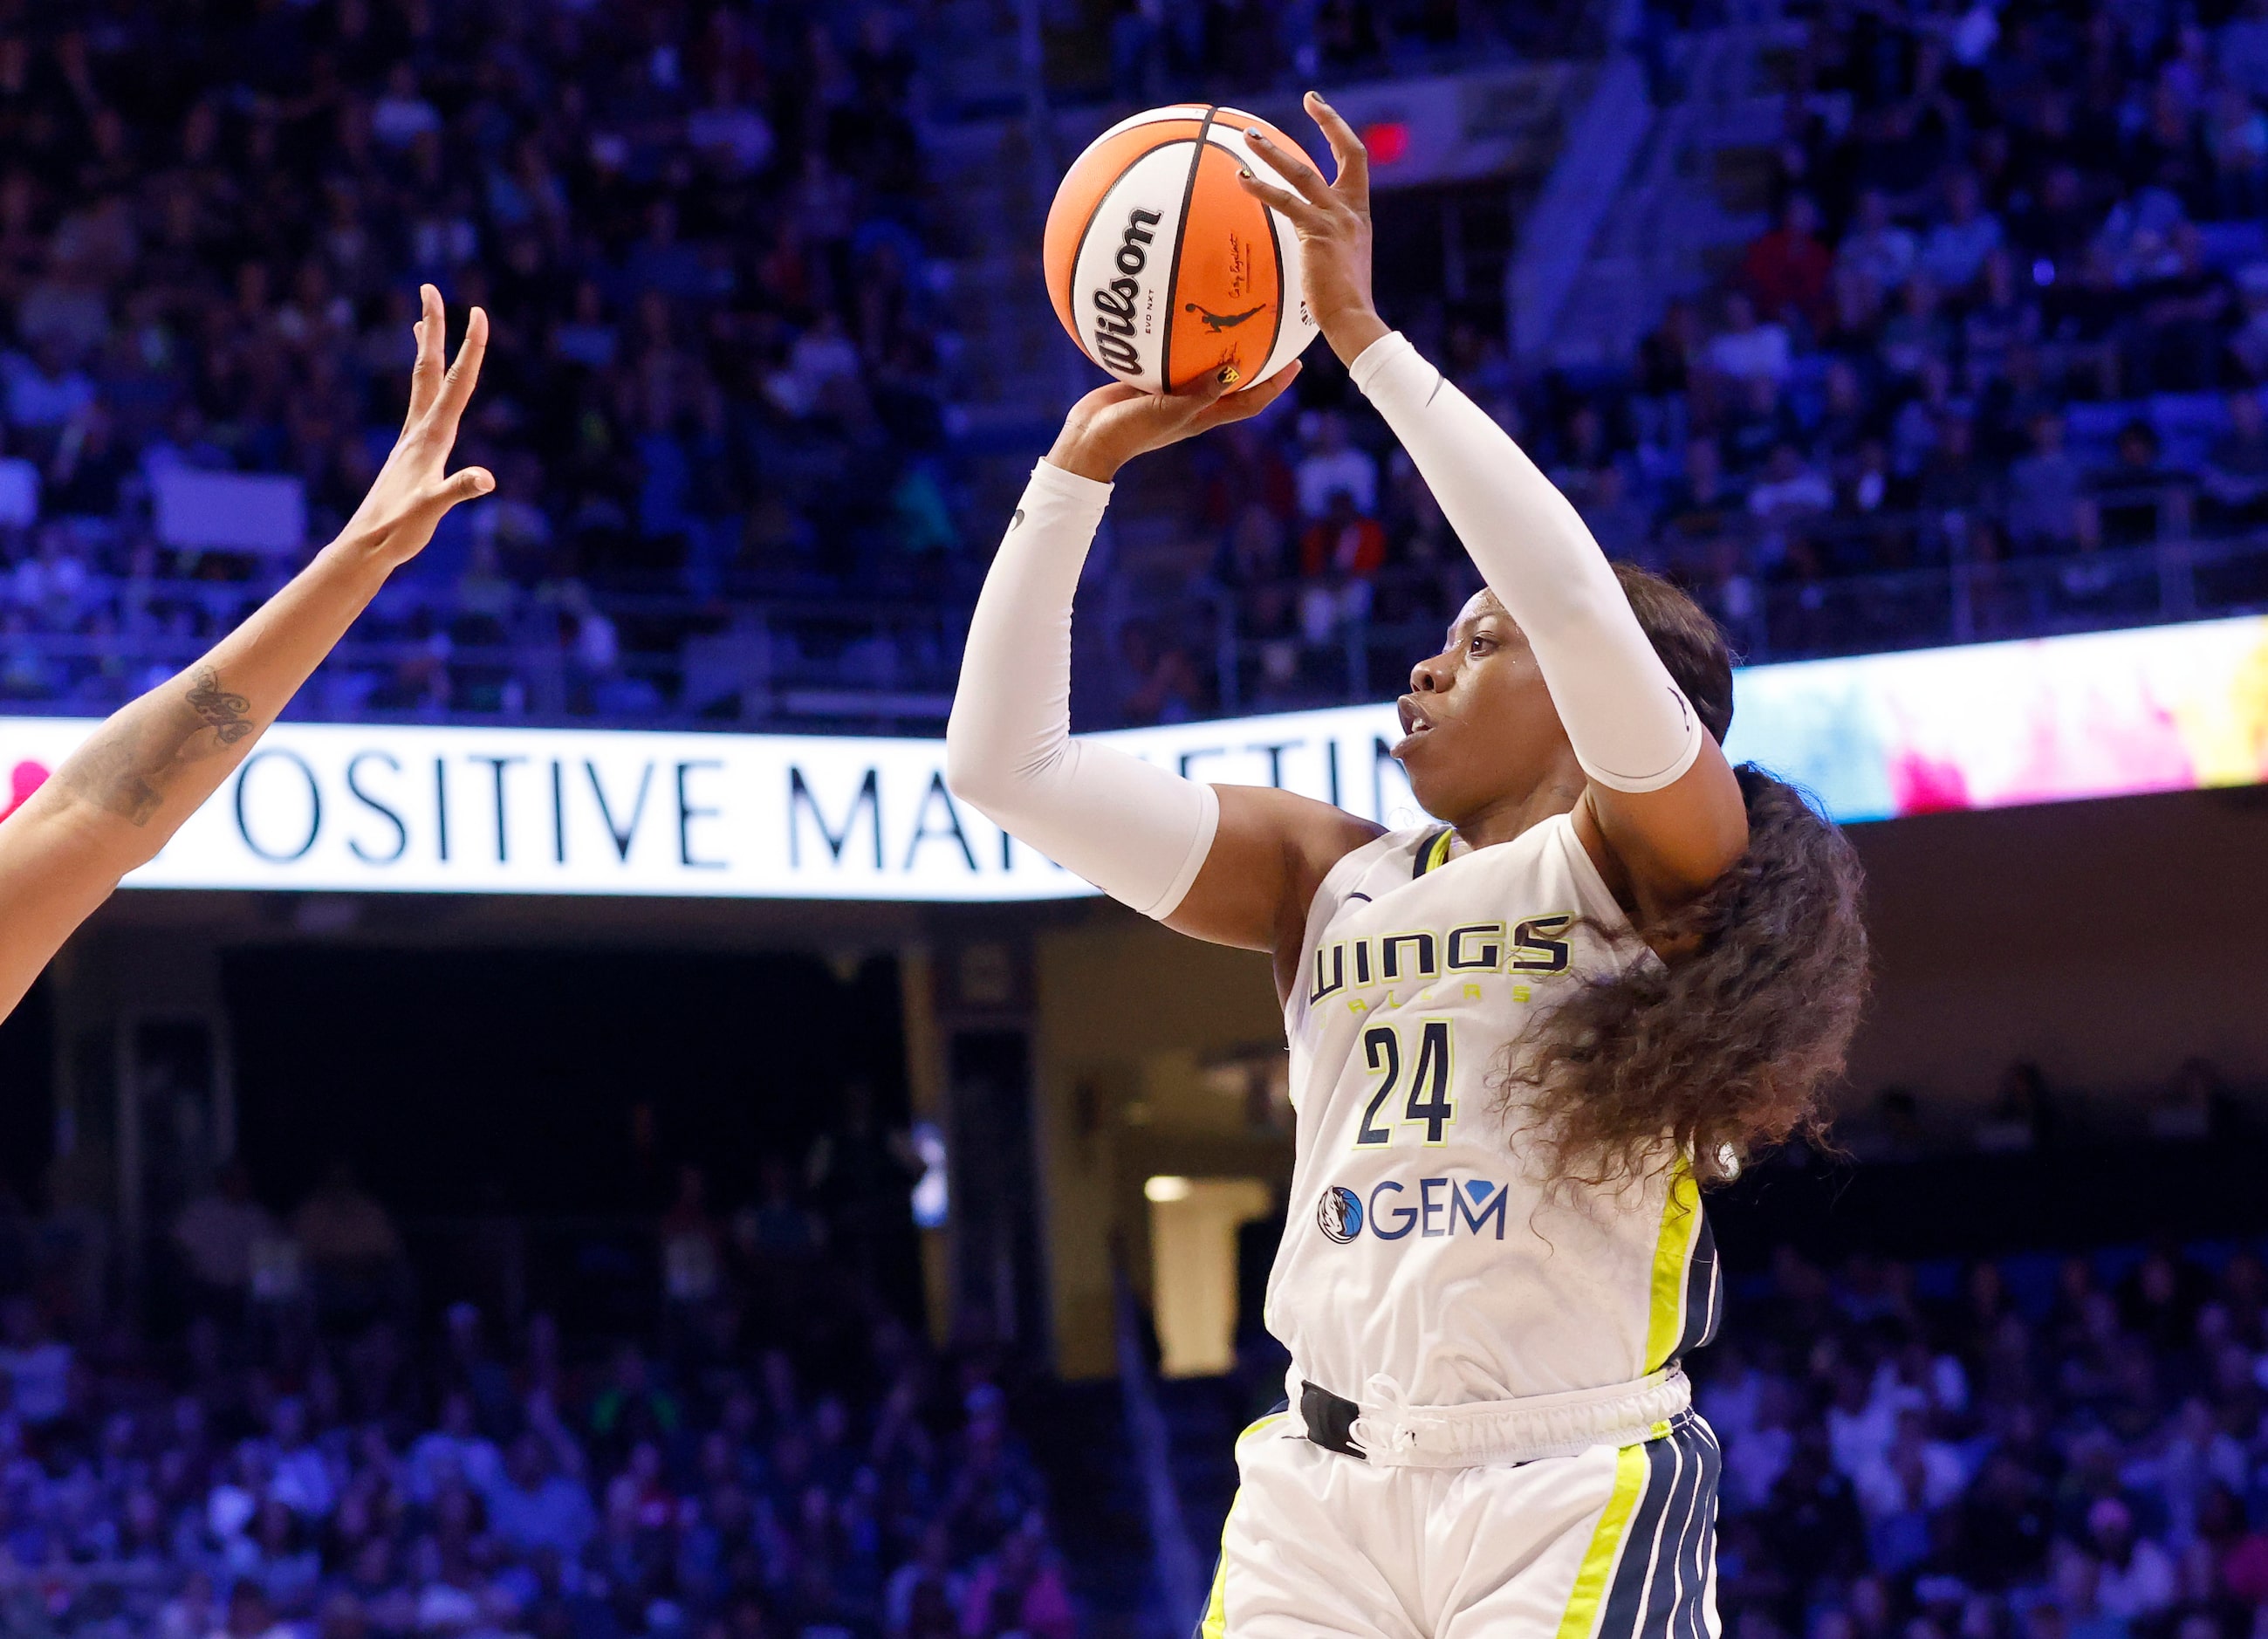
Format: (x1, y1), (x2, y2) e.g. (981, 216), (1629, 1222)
(1266, 813), (1723, 1408)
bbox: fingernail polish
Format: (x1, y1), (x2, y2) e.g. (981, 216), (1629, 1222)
(1238, 167), (1252, 179)
(1246, 127), (1264, 139)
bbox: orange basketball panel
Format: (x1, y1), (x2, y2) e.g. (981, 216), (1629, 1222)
(1162, 142), (1283, 393)
(1042, 118), (1207, 347)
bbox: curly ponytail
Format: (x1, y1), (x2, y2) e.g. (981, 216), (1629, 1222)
(1492, 566), (1870, 1191)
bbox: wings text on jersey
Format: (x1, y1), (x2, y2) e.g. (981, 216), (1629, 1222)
(1307, 914), (1577, 1006)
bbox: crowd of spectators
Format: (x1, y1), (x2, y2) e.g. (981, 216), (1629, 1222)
(1147, 0), (2268, 723)
(15, 1087), (2268, 1639)
(11, 0), (2268, 734)
(1100, 0), (1600, 102)
(1695, 1234), (2268, 1639)
(0, 1), (962, 723)
(0, 1161), (1072, 1639)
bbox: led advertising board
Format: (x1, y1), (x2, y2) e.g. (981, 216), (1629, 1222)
(3, 614), (2263, 901)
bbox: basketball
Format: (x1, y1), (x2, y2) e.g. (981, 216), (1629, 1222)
(1043, 104), (1321, 394)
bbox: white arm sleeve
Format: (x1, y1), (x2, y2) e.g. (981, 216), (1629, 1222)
(944, 461), (1219, 919)
(1351, 332), (1703, 792)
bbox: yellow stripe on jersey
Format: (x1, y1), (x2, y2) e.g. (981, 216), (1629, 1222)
(1200, 1505), (1232, 1639)
(1426, 829), (1456, 873)
(1644, 1166), (1703, 1372)
(1412, 826), (1456, 878)
(1202, 1415), (1286, 1638)
(1554, 1442), (1650, 1639)
(1235, 1412), (1287, 1445)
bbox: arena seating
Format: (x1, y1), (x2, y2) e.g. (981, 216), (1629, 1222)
(1096, 0), (2268, 723)
(0, 1171), (1078, 1639)
(3, 1), (2264, 736)
(11, 1123), (2268, 1637)
(0, 2), (963, 731)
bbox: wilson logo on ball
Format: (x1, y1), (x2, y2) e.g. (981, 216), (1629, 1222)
(1090, 208), (1160, 377)
(1044, 103), (1320, 394)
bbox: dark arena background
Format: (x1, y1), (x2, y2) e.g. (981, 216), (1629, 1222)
(2, 2), (2268, 1638)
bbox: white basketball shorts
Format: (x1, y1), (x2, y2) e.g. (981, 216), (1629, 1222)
(1196, 1409), (1723, 1639)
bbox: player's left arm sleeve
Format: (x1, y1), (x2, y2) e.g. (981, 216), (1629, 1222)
(1350, 332), (1703, 792)
(945, 461), (1218, 919)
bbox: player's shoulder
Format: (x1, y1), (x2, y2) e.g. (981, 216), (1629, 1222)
(1315, 821), (1448, 901)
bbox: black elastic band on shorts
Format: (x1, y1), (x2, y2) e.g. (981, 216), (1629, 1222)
(1300, 1379), (1366, 1460)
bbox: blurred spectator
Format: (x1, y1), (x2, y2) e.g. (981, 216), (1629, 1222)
(171, 1162), (279, 1313)
(1294, 413), (1378, 521)
(484, 1431), (596, 1560)
(1116, 621), (1204, 726)
(2204, 390), (2268, 523)
(2005, 415), (2093, 551)
(0, 1294), (71, 1424)
(1299, 490), (1388, 579)
(1706, 292), (1793, 385)
(1743, 194), (1835, 330)
(1918, 172), (2005, 293)
(291, 1163), (408, 1327)
(1840, 189), (1918, 294)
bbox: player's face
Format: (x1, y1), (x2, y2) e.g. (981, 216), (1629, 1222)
(1392, 591), (1575, 822)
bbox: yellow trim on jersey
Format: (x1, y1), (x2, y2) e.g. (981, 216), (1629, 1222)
(1202, 1414), (1286, 1638)
(1201, 1504), (1233, 1639)
(1554, 1442), (1649, 1639)
(1424, 829), (1456, 874)
(1644, 1167), (1703, 1371)
(1235, 1412), (1288, 1445)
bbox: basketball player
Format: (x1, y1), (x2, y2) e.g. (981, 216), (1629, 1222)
(0, 286), (492, 1024)
(947, 94), (1867, 1639)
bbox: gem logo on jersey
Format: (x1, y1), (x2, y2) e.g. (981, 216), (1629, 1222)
(1316, 1186), (1363, 1244)
(1317, 1176), (1509, 1243)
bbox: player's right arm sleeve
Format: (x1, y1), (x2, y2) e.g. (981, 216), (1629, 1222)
(1351, 332), (1703, 792)
(945, 461), (1219, 919)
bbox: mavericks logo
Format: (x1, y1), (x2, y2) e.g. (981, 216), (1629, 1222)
(1317, 1176), (1509, 1243)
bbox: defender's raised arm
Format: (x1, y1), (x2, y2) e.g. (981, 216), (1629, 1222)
(0, 285), (494, 1023)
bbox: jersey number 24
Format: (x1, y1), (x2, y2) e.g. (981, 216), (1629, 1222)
(1355, 1020), (1456, 1147)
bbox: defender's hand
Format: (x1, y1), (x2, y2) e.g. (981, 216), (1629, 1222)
(340, 284), (495, 570)
(1046, 360), (1302, 483)
(1235, 93), (1390, 367)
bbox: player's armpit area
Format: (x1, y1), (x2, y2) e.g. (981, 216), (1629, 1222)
(1162, 785), (1382, 996)
(1573, 733), (1749, 929)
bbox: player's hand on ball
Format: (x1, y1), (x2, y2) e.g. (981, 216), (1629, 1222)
(1047, 360), (1303, 483)
(1236, 92), (1390, 367)
(341, 284), (496, 571)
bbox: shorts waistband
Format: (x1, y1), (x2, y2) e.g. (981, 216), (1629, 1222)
(1298, 1367), (1693, 1468)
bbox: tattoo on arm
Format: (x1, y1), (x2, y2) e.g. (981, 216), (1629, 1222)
(58, 665), (263, 827)
(185, 667), (255, 744)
